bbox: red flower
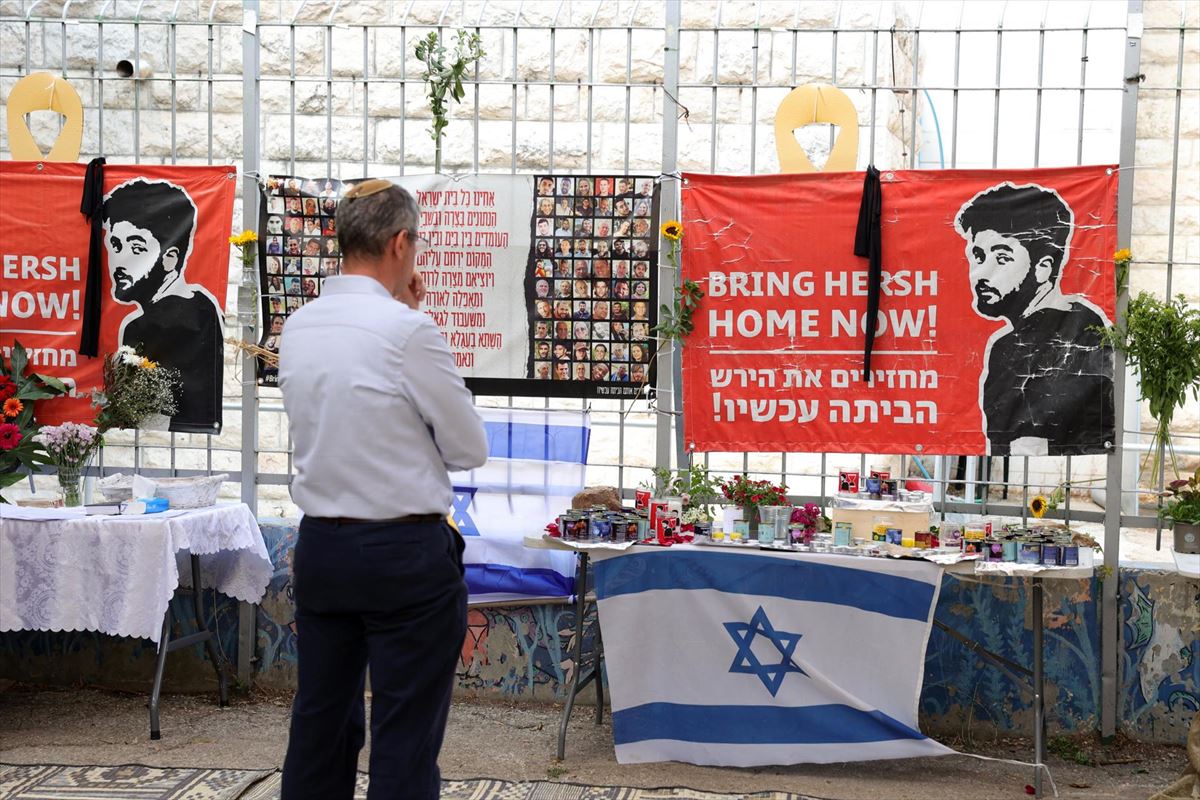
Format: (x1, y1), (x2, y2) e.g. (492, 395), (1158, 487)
(0, 376), (15, 402)
(0, 422), (22, 451)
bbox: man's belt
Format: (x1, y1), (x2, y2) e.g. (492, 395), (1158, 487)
(308, 514), (445, 526)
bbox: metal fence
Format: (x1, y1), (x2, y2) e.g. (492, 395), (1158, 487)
(2, 0), (1197, 735)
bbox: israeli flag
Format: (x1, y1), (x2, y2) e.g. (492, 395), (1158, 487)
(450, 407), (589, 602)
(592, 545), (954, 765)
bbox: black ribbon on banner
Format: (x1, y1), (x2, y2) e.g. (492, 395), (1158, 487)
(854, 164), (882, 383)
(78, 157), (107, 358)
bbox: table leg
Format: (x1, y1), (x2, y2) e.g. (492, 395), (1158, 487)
(557, 553), (590, 760)
(150, 610), (171, 740)
(189, 554), (229, 706)
(1033, 577), (1045, 798)
(594, 622), (604, 725)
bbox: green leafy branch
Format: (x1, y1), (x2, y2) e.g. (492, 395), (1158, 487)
(655, 279), (703, 343)
(652, 222), (703, 344)
(413, 29), (485, 173)
(1096, 291), (1200, 488)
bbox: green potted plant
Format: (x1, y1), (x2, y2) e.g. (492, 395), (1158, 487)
(1163, 469), (1200, 555)
(1096, 284), (1200, 490)
(648, 463), (723, 520)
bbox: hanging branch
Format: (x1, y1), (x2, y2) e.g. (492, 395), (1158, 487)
(414, 30), (486, 173)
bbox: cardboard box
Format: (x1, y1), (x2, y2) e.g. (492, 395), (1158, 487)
(829, 496), (933, 544)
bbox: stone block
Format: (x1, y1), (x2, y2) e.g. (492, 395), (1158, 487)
(214, 25), (243, 75)
(1130, 234), (1171, 265)
(0, 22), (25, 68)
(172, 25), (213, 74)
(1133, 164), (1188, 205)
(1133, 203), (1176, 236)
(149, 77), (204, 112)
(472, 83), (514, 120)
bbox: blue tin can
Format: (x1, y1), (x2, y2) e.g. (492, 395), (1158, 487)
(591, 517), (611, 541)
(1002, 539), (1019, 562)
(1018, 542), (1042, 564)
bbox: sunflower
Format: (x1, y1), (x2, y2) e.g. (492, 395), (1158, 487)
(660, 220), (683, 241)
(1029, 495), (1048, 519)
(1113, 248), (1132, 263)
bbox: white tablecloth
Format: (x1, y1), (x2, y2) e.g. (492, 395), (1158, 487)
(0, 503), (271, 645)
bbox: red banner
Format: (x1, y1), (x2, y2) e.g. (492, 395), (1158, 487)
(681, 166), (1117, 456)
(1, 162), (235, 432)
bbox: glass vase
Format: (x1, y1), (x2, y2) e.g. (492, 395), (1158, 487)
(57, 463), (85, 507)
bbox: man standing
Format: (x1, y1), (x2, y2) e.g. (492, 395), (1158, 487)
(103, 178), (223, 434)
(954, 182), (1114, 456)
(278, 179), (488, 799)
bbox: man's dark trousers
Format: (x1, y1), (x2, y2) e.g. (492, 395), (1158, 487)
(281, 516), (467, 800)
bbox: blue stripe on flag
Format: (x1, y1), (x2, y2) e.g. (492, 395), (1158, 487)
(483, 421), (590, 464)
(465, 563), (575, 597)
(594, 551), (935, 622)
(612, 703), (928, 745)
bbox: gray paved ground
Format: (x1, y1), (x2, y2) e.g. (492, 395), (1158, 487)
(0, 684), (1183, 799)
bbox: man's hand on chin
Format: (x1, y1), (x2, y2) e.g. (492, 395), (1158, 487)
(394, 271), (426, 310)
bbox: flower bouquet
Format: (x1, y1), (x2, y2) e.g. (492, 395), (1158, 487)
(92, 346), (181, 432)
(789, 502), (826, 545)
(33, 422), (102, 506)
(1, 341), (70, 502)
(720, 475), (788, 536)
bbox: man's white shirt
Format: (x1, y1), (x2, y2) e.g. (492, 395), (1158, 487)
(279, 274), (488, 519)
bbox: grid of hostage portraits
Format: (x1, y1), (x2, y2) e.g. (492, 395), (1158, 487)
(257, 176), (344, 384)
(527, 175), (659, 390)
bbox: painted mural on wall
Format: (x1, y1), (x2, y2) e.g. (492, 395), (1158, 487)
(921, 575), (1101, 737)
(251, 524), (596, 698)
(1120, 571), (1200, 742)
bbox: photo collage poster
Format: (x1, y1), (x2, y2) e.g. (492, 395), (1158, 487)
(257, 176), (343, 385)
(256, 174), (659, 398)
(527, 175), (660, 396)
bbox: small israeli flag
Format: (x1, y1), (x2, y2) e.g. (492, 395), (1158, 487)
(592, 545), (953, 765)
(451, 406), (589, 602)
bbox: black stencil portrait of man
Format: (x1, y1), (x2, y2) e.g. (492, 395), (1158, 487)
(954, 182), (1114, 456)
(104, 178), (224, 434)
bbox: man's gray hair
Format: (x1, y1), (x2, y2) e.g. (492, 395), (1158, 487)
(336, 180), (419, 260)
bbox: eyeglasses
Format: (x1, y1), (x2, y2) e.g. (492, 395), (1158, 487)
(404, 230), (430, 255)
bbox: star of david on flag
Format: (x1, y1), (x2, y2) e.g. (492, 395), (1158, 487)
(724, 606), (806, 697)
(590, 547), (955, 765)
(450, 486), (479, 536)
